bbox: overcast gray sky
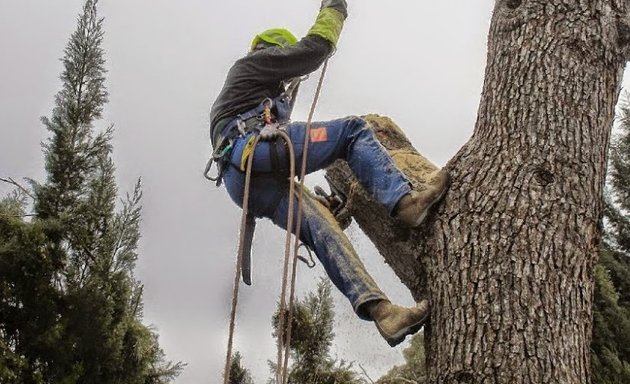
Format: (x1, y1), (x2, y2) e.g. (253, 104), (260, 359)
(2, 1), (629, 383)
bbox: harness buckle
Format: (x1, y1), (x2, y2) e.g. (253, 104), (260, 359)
(262, 98), (274, 125)
(236, 118), (247, 136)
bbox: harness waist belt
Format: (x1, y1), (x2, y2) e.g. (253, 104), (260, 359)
(220, 94), (294, 142)
(206, 94), (294, 186)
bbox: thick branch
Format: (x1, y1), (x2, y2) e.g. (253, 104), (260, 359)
(326, 114), (442, 301)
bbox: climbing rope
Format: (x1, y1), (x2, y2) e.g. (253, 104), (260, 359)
(223, 131), (296, 384)
(223, 57), (330, 384)
(279, 57), (329, 384)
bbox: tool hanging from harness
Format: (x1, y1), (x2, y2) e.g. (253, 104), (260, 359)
(204, 77), (304, 186)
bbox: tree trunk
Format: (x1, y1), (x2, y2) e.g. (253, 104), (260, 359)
(326, 1), (630, 383)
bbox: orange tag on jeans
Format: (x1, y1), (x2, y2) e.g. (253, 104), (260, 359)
(309, 127), (328, 142)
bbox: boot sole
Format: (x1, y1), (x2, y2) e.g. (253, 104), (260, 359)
(410, 171), (450, 228)
(376, 310), (430, 347)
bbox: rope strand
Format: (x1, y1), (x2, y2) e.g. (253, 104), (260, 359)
(223, 57), (330, 384)
(223, 132), (296, 384)
(281, 57), (330, 384)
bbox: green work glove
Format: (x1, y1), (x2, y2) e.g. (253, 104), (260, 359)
(309, 0), (346, 47)
(321, 0), (347, 19)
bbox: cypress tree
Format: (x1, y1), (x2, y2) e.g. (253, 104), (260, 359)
(0, 190), (62, 383)
(0, 1), (182, 382)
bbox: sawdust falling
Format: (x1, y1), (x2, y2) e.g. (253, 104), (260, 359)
(297, 184), (385, 313)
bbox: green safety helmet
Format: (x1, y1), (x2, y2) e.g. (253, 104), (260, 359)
(250, 28), (298, 50)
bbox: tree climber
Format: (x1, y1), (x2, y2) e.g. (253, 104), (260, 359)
(209, 0), (448, 347)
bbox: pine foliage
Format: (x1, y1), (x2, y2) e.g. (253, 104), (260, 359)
(0, 1), (182, 382)
(229, 352), (254, 384)
(376, 332), (426, 384)
(592, 260), (630, 383)
(592, 94), (630, 384)
(271, 278), (366, 384)
(607, 98), (630, 252)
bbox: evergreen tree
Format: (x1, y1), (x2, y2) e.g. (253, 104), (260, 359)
(592, 94), (630, 384)
(271, 278), (365, 384)
(0, 1), (182, 382)
(607, 96), (630, 257)
(0, 191), (62, 383)
(229, 352), (254, 384)
(592, 261), (630, 383)
(377, 333), (426, 384)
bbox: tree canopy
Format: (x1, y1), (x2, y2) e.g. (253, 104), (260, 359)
(271, 278), (366, 384)
(0, 1), (182, 382)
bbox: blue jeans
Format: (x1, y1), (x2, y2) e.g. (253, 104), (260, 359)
(222, 116), (411, 319)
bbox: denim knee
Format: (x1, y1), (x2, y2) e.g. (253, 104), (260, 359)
(344, 116), (368, 134)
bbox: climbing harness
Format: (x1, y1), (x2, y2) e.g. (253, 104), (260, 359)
(204, 76), (304, 187)
(220, 59), (329, 384)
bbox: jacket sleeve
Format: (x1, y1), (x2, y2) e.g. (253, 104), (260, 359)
(241, 7), (345, 84)
(242, 36), (333, 83)
(307, 7), (345, 47)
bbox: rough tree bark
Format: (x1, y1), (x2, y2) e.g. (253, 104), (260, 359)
(326, 1), (630, 383)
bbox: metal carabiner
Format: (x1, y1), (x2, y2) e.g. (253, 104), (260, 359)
(203, 156), (220, 182)
(204, 142), (233, 184)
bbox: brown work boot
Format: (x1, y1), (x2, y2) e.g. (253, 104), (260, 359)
(369, 299), (430, 347)
(395, 169), (449, 227)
